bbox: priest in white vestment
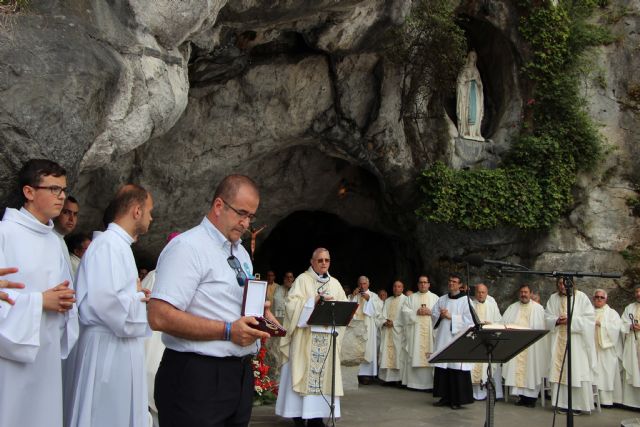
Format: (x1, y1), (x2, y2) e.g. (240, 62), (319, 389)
(470, 284), (503, 400)
(0, 159), (79, 427)
(591, 289), (622, 406)
(64, 185), (154, 427)
(545, 278), (596, 414)
(431, 273), (474, 409)
(349, 275), (383, 384)
(621, 286), (640, 408)
(401, 275), (438, 390)
(502, 284), (548, 407)
(276, 248), (348, 427)
(379, 280), (408, 383)
(273, 271), (294, 323)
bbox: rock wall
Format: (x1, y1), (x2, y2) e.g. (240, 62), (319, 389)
(0, 0), (639, 311)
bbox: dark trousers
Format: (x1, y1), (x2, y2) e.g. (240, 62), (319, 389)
(433, 367), (474, 406)
(155, 348), (254, 427)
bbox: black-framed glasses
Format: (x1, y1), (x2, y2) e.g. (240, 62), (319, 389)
(593, 295), (606, 300)
(31, 185), (67, 197)
(221, 199), (256, 223)
(227, 255), (248, 287)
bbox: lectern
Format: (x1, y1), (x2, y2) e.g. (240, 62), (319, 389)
(430, 325), (548, 427)
(307, 300), (358, 426)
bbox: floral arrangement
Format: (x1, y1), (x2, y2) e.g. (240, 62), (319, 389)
(253, 338), (278, 406)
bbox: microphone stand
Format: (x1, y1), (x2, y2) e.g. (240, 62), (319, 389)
(499, 267), (621, 427)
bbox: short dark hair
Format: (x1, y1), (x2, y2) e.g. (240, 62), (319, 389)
(109, 184), (149, 221)
(18, 159), (66, 203)
(213, 175), (259, 204)
(66, 195), (78, 205)
(519, 283), (532, 292)
(65, 232), (91, 253)
(449, 273), (463, 282)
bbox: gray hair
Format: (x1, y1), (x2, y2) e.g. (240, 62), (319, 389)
(593, 288), (608, 298)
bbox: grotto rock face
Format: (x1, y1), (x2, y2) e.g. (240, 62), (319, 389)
(1, 0), (639, 311)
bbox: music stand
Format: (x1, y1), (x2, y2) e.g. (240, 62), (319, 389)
(430, 325), (548, 427)
(307, 300), (358, 425)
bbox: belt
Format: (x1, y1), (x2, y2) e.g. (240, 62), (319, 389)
(166, 348), (254, 364)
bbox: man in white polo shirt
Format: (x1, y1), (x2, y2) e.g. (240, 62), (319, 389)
(148, 175), (272, 427)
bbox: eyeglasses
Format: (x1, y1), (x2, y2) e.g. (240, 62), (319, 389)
(31, 185), (67, 197)
(593, 296), (606, 300)
(221, 199), (256, 223)
(315, 258), (330, 263)
(227, 255), (248, 287)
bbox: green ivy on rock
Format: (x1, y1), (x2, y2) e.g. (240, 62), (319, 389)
(416, 0), (610, 230)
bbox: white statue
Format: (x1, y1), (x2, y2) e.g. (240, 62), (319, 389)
(456, 51), (484, 141)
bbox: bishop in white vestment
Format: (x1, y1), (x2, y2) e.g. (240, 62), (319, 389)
(621, 286), (640, 408)
(401, 276), (438, 390)
(379, 280), (407, 383)
(502, 284), (548, 407)
(545, 278), (596, 413)
(470, 285), (503, 400)
(64, 186), (153, 427)
(592, 289), (622, 406)
(276, 249), (348, 425)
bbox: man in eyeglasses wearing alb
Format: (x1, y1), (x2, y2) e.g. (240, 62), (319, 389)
(591, 288), (622, 408)
(148, 174), (273, 427)
(276, 248), (348, 427)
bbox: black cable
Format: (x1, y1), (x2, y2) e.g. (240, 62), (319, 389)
(316, 324), (337, 426)
(551, 290), (575, 427)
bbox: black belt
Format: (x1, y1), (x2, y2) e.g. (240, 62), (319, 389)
(166, 348), (254, 364)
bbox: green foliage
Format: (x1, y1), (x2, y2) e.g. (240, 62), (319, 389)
(0, 0), (29, 13)
(627, 197), (640, 217)
(385, 0), (467, 114)
(416, 0), (608, 230)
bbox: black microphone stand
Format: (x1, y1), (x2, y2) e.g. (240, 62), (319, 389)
(499, 268), (621, 427)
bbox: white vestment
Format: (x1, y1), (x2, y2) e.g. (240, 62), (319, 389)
(70, 253), (81, 279)
(141, 270), (164, 427)
(379, 294), (407, 382)
(621, 302), (640, 408)
(276, 269), (347, 419)
(349, 290), (383, 376)
(401, 291), (438, 389)
(471, 296), (503, 399)
(272, 284), (289, 322)
(593, 305), (622, 405)
(502, 300), (548, 399)
(545, 291), (596, 411)
(64, 223), (151, 427)
(0, 207), (79, 427)
(431, 293), (474, 370)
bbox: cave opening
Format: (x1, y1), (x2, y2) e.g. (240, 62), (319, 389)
(252, 210), (408, 294)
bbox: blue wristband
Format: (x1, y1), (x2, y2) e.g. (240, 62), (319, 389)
(224, 322), (232, 341)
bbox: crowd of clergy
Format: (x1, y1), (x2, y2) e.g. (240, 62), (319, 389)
(304, 271), (640, 416)
(3, 158), (640, 427)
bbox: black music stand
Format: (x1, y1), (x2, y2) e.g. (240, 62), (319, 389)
(307, 300), (358, 426)
(429, 325), (549, 427)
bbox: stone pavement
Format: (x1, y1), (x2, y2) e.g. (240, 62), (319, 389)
(250, 383), (640, 427)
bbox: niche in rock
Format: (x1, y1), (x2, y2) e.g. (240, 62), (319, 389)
(253, 211), (405, 293)
(445, 16), (521, 142)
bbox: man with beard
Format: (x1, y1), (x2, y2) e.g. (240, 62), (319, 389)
(502, 284), (548, 408)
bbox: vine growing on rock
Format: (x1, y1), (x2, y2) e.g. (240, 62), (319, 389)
(415, 0), (611, 230)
